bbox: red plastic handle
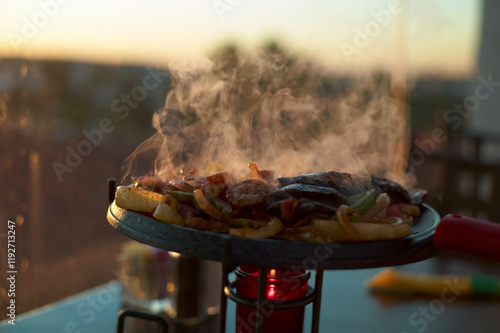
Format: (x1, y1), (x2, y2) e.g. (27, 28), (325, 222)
(434, 214), (500, 262)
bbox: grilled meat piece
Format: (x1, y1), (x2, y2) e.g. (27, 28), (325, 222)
(277, 176), (349, 197)
(371, 175), (411, 203)
(201, 171), (235, 199)
(296, 198), (337, 216)
(279, 183), (346, 205)
(278, 171), (352, 187)
(169, 178), (202, 192)
(266, 196), (337, 224)
(408, 188), (428, 206)
(278, 175), (332, 188)
(278, 172), (427, 206)
(266, 192), (291, 213)
(134, 177), (175, 194)
(370, 175), (427, 205)
(277, 171), (373, 197)
(226, 179), (273, 207)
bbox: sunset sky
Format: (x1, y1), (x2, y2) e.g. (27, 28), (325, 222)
(0, 0), (482, 78)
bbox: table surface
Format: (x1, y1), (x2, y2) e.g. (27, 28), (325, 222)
(2, 251), (500, 333)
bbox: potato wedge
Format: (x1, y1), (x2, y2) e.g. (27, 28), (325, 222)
(115, 186), (164, 213)
(398, 203), (421, 216)
(311, 219), (411, 242)
(153, 202), (185, 226)
(336, 205), (364, 241)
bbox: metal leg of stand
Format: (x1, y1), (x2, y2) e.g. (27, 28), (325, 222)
(116, 309), (169, 333)
(108, 178), (116, 204)
(311, 269), (324, 333)
(218, 238), (231, 333)
(255, 266), (268, 333)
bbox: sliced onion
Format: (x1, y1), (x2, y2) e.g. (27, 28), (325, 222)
(362, 193), (391, 218)
(336, 205), (364, 241)
(193, 189), (223, 220)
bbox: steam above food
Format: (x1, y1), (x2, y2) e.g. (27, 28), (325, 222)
(121, 45), (412, 185)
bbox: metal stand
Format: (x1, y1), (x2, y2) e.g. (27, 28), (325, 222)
(117, 309), (169, 333)
(218, 236), (324, 333)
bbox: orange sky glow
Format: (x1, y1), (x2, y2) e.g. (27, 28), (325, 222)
(0, 0), (482, 78)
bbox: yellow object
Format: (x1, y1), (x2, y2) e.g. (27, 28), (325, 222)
(229, 217), (284, 239)
(311, 219), (411, 242)
(153, 202), (185, 226)
(366, 268), (472, 296)
(115, 186), (164, 213)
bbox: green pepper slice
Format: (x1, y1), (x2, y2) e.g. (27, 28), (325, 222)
(347, 189), (376, 215)
(166, 191), (195, 203)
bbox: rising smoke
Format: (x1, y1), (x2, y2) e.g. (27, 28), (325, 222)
(122, 43), (411, 185)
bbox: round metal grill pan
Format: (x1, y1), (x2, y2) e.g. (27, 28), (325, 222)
(107, 202), (440, 269)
